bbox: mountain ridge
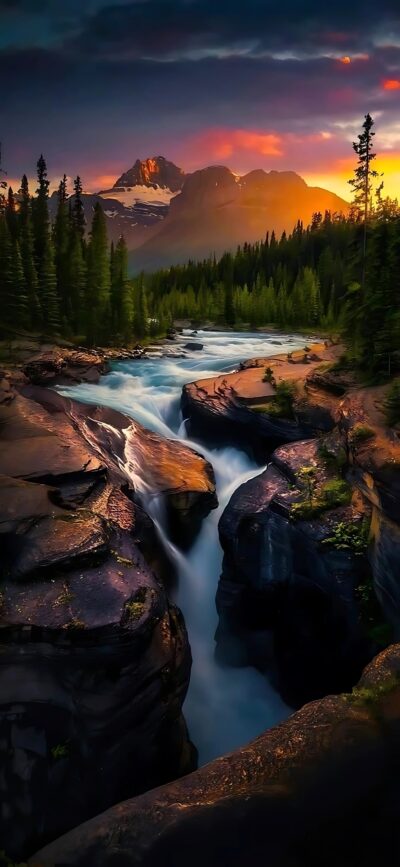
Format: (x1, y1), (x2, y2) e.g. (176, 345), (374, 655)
(54, 156), (348, 271)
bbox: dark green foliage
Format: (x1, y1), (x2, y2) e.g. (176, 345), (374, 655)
(54, 175), (71, 323)
(384, 379), (400, 427)
(323, 520), (369, 554)
(111, 236), (133, 340)
(39, 239), (60, 333)
(291, 475), (351, 520)
(72, 176), (86, 240)
(134, 279), (148, 339)
(33, 154), (50, 271)
(86, 203), (111, 345)
(266, 380), (297, 418)
(19, 175), (40, 324)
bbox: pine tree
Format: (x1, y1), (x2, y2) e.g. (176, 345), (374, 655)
(0, 142), (7, 215)
(111, 236), (131, 338)
(134, 279), (148, 338)
(33, 154), (50, 270)
(11, 238), (29, 328)
(348, 114), (380, 288)
(0, 215), (13, 323)
(86, 202), (110, 344)
(6, 187), (18, 240)
(54, 175), (71, 325)
(67, 227), (87, 334)
(19, 175), (40, 326)
(73, 176), (86, 241)
(39, 238), (60, 333)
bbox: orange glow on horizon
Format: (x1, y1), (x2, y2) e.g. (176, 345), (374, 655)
(339, 56), (351, 64)
(383, 79), (400, 91)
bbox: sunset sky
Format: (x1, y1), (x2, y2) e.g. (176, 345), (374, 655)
(1, 0), (400, 200)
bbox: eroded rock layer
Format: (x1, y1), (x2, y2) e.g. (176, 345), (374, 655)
(0, 381), (216, 858)
(31, 644), (400, 867)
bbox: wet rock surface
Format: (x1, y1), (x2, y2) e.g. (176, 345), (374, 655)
(31, 644), (400, 867)
(0, 380), (218, 858)
(217, 438), (373, 705)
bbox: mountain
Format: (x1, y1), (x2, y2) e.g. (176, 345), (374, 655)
(130, 166), (349, 271)
(49, 157), (348, 271)
(113, 156), (186, 193)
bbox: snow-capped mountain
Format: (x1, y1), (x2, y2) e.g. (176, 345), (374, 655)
(98, 156), (186, 211)
(50, 156), (349, 270)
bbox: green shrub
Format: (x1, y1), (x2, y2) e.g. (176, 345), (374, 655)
(349, 424), (376, 446)
(318, 441), (347, 470)
(291, 476), (351, 520)
(262, 380), (297, 420)
(262, 366), (275, 384)
(384, 379), (400, 426)
(323, 519), (369, 554)
(51, 743), (69, 760)
(321, 478), (351, 508)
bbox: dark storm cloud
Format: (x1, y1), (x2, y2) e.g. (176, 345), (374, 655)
(1, 0), (400, 192)
(67, 0), (400, 60)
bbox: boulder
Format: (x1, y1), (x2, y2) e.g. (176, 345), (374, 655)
(0, 386), (199, 859)
(217, 439), (373, 705)
(23, 347), (109, 386)
(184, 342), (204, 351)
(30, 645), (400, 867)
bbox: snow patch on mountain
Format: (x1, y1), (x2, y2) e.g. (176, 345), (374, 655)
(98, 185), (179, 208)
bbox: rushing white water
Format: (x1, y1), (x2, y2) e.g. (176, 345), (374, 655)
(59, 329), (309, 763)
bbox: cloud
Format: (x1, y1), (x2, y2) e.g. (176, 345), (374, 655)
(65, 0), (400, 62)
(383, 78), (400, 89)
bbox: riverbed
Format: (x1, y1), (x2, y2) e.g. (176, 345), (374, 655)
(58, 330), (307, 763)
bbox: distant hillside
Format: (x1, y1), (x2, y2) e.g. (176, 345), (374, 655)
(130, 166), (349, 271)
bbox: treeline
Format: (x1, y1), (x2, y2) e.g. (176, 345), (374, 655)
(148, 213), (351, 330)
(0, 156), (150, 344)
(1, 125), (399, 377)
(149, 205), (400, 375)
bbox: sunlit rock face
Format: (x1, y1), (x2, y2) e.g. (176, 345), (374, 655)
(30, 644), (400, 867)
(132, 167), (349, 271)
(181, 358), (336, 460)
(113, 156), (186, 192)
(0, 383), (218, 858)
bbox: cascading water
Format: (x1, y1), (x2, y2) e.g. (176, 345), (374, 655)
(58, 329), (307, 763)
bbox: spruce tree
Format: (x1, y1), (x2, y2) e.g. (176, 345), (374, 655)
(39, 238), (60, 333)
(19, 175), (40, 326)
(134, 279), (148, 339)
(86, 202), (110, 344)
(33, 154), (50, 269)
(348, 114), (379, 288)
(10, 238), (29, 328)
(73, 176), (86, 241)
(54, 175), (71, 325)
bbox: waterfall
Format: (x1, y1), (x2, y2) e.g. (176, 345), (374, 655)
(57, 329), (306, 763)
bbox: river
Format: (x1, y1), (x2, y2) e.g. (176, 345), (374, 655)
(58, 329), (307, 764)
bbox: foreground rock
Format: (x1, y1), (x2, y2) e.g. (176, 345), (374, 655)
(0, 382), (217, 858)
(23, 347), (110, 385)
(21, 386), (217, 548)
(31, 644), (400, 867)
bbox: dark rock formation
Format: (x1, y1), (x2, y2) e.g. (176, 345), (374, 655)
(0, 381), (217, 858)
(217, 438), (373, 705)
(24, 348), (109, 386)
(30, 644), (400, 867)
(184, 342), (203, 351)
